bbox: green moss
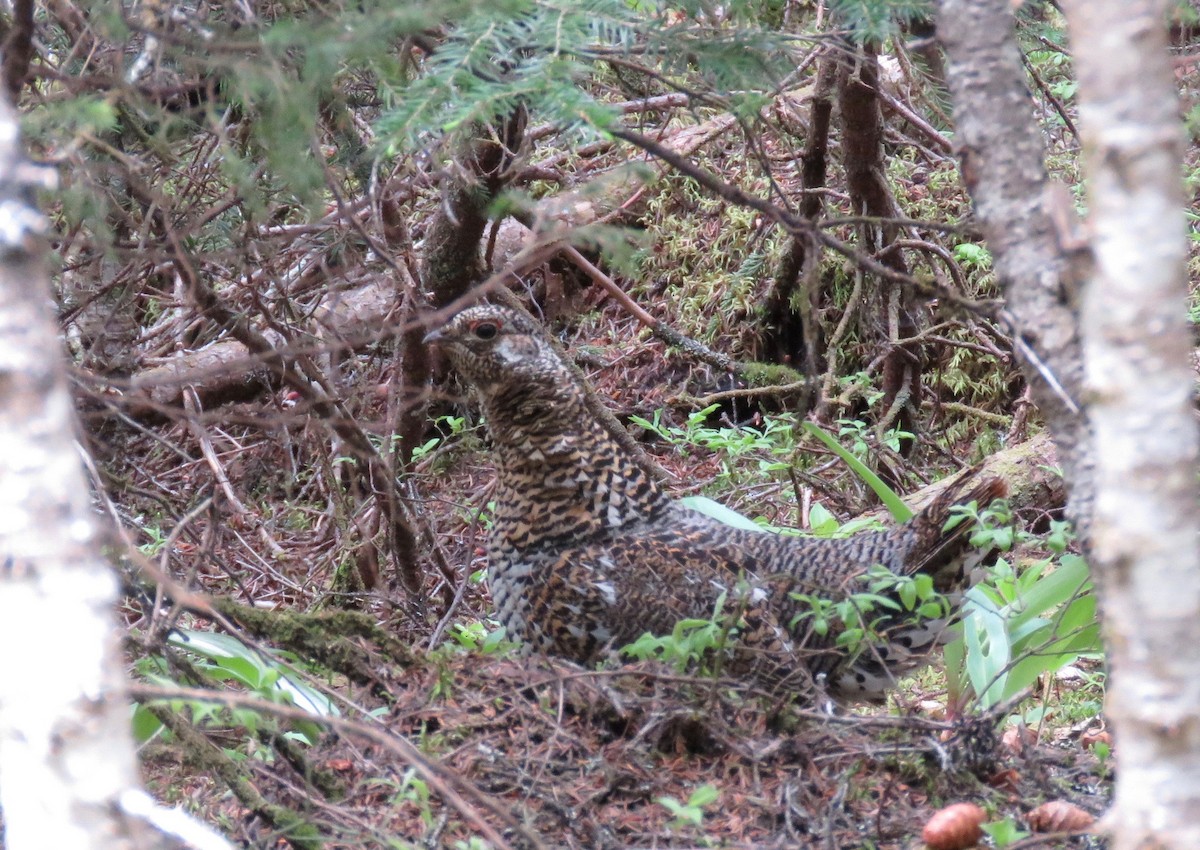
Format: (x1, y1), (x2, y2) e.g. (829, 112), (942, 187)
(737, 360), (805, 387)
(211, 597), (417, 676)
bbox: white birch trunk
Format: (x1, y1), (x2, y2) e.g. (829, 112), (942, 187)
(0, 94), (228, 849)
(0, 98), (146, 850)
(1064, 0), (1200, 845)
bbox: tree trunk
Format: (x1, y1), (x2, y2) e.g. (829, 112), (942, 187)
(1063, 0), (1200, 845)
(762, 49), (835, 379)
(0, 99), (224, 847)
(935, 0), (1092, 535)
(941, 0), (1200, 843)
(837, 42), (923, 461)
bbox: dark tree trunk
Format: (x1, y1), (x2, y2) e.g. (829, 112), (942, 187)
(0, 0), (34, 102)
(838, 42), (923, 460)
(420, 108), (529, 310)
(396, 108), (527, 595)
(905, 16), (947, 87)
(762, 50), (835, 383)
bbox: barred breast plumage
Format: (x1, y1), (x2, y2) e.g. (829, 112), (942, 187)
(426, 304), (1005, 700)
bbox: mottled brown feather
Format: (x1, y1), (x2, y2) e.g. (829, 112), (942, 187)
(427, 305), (1006, 700)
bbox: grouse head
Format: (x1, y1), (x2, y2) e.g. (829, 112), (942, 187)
(424, 304), (580, 408)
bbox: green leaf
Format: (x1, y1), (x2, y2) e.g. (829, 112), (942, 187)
(212, 656), (264, 689)
(289, 720), (325, 746)
(837, 628), (864, 648)
(680, 495), (765, 532)
(982, 817), (1029, 846)
(190, 701), (225, 727)
(962, 589), (1013, 707)
(131, 703), (165, 743)
(657, 795), (703, 825)
(169, 629), (337, 717)
(1003, 624), (1101, 697)
(942, 635), (967, 702)
(918, 601), (946, 619)
(807, 502), (838, 535)
(1004, 555), (1091, 631)
(802, 422), (912, 521)
(688, 784), (720, 807)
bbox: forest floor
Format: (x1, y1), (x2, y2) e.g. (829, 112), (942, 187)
(144, 649), (1110, 849)
(109, 305), (1112, 850)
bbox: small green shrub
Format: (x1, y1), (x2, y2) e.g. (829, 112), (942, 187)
(444, 620), (517, 655)
(943, 501), (1101, 709)
(657, 784), (721, 831)
(134, 629), (336, 747)
(621, 592), (735, 674)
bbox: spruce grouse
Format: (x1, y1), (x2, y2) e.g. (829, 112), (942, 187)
(426, 304), (1006, 699)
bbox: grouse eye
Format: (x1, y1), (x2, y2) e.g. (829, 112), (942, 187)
(471, 320), (500, 340)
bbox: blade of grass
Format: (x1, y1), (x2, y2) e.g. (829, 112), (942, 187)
(801, 422), (913, 521)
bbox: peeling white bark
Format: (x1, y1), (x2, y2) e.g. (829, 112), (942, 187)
(0, 103), (147, 850)
(0, 97), (229, 848)
(1064, 0), (1200, 846)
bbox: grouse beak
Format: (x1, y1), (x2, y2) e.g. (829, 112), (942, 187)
(422, 327), (445, 346)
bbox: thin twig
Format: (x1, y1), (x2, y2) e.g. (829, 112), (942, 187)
(130, 684), (545, 850)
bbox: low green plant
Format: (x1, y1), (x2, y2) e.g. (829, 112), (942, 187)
(630, 405), (798, 487)
(372, 769), (436, 830)
(1092, 739), (1113, 778)
(133, 629), (335, 747)
(802, 421), (913, 521)
(428, 658), (457, 702)
(982, 816), (1029, 848)
(445, 620), (516, 655)
(836, 417), (915, 460)
(953, 242), (992, 270)
(621, 592), (735, 674)
(633, 406), (920, 535)
(788, 565), (952, 659)
(411, 414), (469, 461)
(657, 784), (721, 830)
(409, 436), (442, 460)
(135, 517), (171, 556)
(942, 501), (1101, 709)
(424, 622), (518, 702)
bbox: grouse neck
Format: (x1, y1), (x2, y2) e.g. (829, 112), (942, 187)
(480, 379), (597, 458)
(481, 381), (673, 530)
(481, 384), (627, 472)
